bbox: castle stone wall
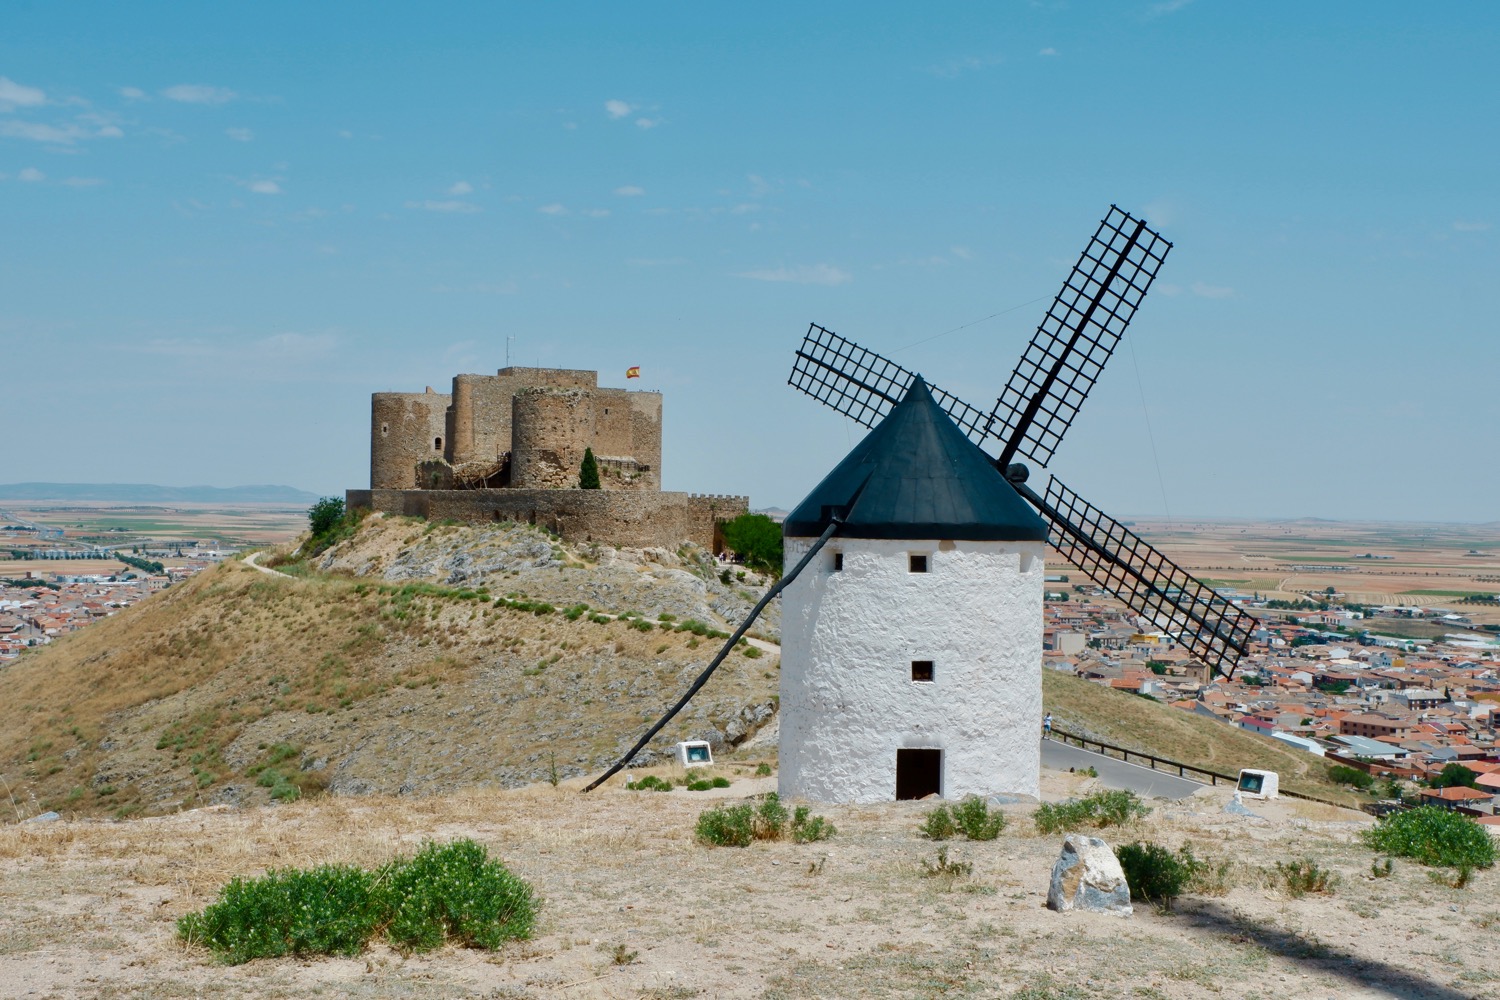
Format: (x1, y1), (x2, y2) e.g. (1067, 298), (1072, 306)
(371, 390), (451, 490)
(446, 367), (596, 467)
(628, 391), (663, 489)
(348, 488), (749, 551)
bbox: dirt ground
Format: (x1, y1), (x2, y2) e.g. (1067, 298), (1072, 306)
(2, 763), (1496, 1000)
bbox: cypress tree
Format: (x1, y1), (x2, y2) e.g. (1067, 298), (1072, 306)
(579, 447), (601, 489)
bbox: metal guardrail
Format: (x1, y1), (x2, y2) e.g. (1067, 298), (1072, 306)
(1047, 726), (1348, 808)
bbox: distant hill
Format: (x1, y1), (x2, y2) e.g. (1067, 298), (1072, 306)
(0, 483), (321, 504)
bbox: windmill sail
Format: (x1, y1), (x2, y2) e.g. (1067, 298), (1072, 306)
(992, 206), (1172, 469)
(1020, 476), (1255, 676)
(788, 323), (994, 443)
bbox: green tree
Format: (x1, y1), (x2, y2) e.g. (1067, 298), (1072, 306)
(721, 513), (782, 577)
(578, 447), (601, 490)
(308, 497), (346, 537)
(1432, 763), (1479, 790)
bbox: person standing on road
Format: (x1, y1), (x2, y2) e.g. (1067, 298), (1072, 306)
(1043, 712), (1053, 739)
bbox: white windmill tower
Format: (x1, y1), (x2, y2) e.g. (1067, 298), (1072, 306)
(778, 377), (1050, 803)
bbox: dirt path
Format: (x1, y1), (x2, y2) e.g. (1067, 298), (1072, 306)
(243, 551), (292, 578)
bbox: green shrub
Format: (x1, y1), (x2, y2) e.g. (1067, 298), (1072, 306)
(742, 645), (763, 658)
(625, 775), (673, 792)
(952, 796), (1006, 841)
(754, 793), (790, 840)
(754, 762), (772, 777)
(1361, 806), (1497, 869)
(792, 805), (836, 843)
(1327, 764), (1374, 790)
(379, 840), (537, 952)
(920, 804), (957, 841)
(685, 775), (731, 791)
(696, 794), (835, 847)
(1115, 842), (1197, 909)
(1273, 858), (1336, 898)
(1034, 790), (1150, 835)
(696, 804), (755, 847)
(177, 865), (382, 964)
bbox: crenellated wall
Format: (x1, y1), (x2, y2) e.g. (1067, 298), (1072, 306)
(348, 489), (749, 551)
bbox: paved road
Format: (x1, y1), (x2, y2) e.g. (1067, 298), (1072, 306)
(1041, 738), (1205, 800)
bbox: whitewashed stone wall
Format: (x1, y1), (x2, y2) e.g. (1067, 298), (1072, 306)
(779, 536), (1044, 803)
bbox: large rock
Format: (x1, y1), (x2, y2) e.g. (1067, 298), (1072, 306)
(1046, 834), (1133, 917)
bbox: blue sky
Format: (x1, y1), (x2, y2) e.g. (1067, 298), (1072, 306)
(3, 2), (1496, 522)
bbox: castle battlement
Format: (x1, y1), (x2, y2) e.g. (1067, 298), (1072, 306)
(353, 365), (744, 551)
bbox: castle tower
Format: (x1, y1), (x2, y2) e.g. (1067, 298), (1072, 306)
(371, 388), (451, 489)
(778, 378), (1050, 804)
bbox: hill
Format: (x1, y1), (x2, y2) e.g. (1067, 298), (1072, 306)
(0, 517), (780, 819)
(0, 482), (321, 504)
(1042, 669), (1359, 805)
(1, 512), (1358, 819)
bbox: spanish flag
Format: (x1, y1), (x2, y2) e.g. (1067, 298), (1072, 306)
(626, 366), (641, 379)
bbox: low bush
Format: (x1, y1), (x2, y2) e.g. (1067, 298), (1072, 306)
(1115, 842), (1197, 909)
(178, 864), (380, 964)
(1034, 790), (1150, 835)
(920, 805), (957, 841)
(685, 776), (732, 791)
(626, 775), (673, 792)
(792, 805), (836, 843)
(696, 793), (835, 847)
(1361, 806), (1497, 869)
(695, 804), (755, 847)
(178, 840), (535, 964)
(379, 840), (538, 952)
(1273, 858), (1336, 898)
(754, 762), (772, 777)
(952, 796), (1006, 841)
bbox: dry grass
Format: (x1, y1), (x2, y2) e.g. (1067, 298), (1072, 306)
(1, 776), (1496, 999)
(0, 551), (778, 821)
(1042, 670), (1359, 805)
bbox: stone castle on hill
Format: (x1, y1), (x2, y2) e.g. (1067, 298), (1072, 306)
(346, 366), (747, 550)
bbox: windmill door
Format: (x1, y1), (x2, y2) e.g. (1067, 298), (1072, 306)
(895, 748), (942, 800)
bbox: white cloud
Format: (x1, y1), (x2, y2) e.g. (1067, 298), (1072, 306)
(605, 99), (632, 119)
(730, 203), (760, 214)
(1453, 220), (1491, 232)
(1147, 0), (1195, 15)
(1039, 47), (1058, 56)
(61, 176), (104, 187)
(928, 54), (1001, 78)
(406, 199), (481, 214)
(96, 124), (124, 138)
(0, 76), (47, 108)
(736, 263), (852, 286)
(447, 180), (473, 195)
(1190, 281), (1233, 299)
(136, 331), (339, 367)
(17, 167), (45, 182)
(0, 120), (87, 143)
(161, 84), (236, 105)
(337, 129), (354, 139)
(748, 174), (772, 197)
(634, 117), (661, 129)
(950, 245), (972, 260)
(118, 86), (147, 101)
(537, 203), (566, 215)
(248, 179), (281, 195)
(226, 127), (253, 142)
(614, 185), (645, 197)
(581, 208), (610, 218)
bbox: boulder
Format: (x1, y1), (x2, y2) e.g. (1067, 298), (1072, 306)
(1046, 833), (1133, 916)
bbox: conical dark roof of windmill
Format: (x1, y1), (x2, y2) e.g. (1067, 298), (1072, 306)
(784, 377), (1049, 541)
